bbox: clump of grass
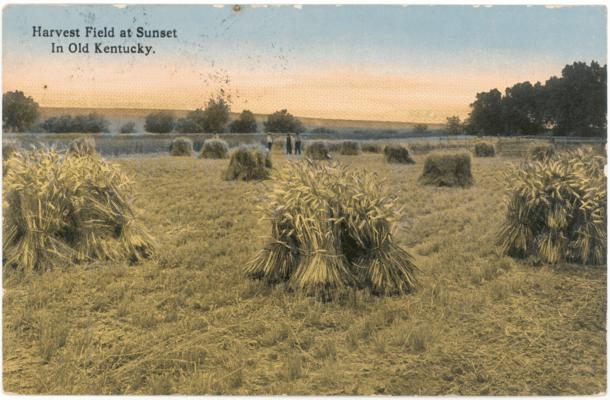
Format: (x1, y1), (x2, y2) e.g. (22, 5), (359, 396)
(224, 145), (272, 181)
(200, 138), (229, 159)
(384, 144), (415, 164)
(498, 148), (606, 265)
(339, 141), (361, 155)
(528, 144), (555, 161)
(304, 141), (331, 160)
(361, 143), (382, 153)
(67, 137), (96, 156)
(3, 142), (20, 161)
(169, 137), (194, 156)
(3, 148), (155, 273)
(474, 143), (495, 157)
(419, 152), (473, 187)
(326, 142), (341, 153)
(245, 161), (419, 296)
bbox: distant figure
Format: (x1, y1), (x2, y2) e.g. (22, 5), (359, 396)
(294, 133), (302, 155)
(266, 133), (273, 151)
(286, 133), (293, 155)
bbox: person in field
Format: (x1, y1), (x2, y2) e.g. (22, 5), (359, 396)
(294, 133), (302, 155)
(286, 133), (293, 155)
(266, 133), (273, 151)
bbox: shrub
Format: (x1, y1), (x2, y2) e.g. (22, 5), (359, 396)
(169, 137), (194, 156)
(3, 90), (40, 132)
(67, 137), (96, 156)
(304, 142), (331, 160)
(264, 109), (304, 133)
(3, 143), (20, 161)
(497, 148), (606, 265)
(40, 113), (109, 133)
(175, 117), (201, 133)
(361, 143), (382, 153)
(474, 143), (495, 157)
(3, 149), (154, 272)
(199, 139), (229, 159)
(224, 145), (272, 181)
(384, 144), (415, 164)
(326, 142), (341, 153)
(245, 161), (419, 296)
(145, 111), (175, 133)
(419, 152), (473, 187)
(119, 122), (136, 134)
(230, 110), (258, 133)
(528, 144), (555, 161)
(339, 141), (361, 155)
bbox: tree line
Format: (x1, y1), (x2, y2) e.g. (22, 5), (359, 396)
(458, 61), (607, 137)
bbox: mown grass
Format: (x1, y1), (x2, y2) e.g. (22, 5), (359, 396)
(3, 150), (606, 395)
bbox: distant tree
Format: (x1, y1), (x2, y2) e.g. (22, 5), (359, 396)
(446, 116), (463, 135)
(3, 90), (40, 132)
(145, 111), (175, 133)
(413, 123), (428, 134)
(120, 121), (136, 134)
(501, 81), (545, 135)
(544, 61), (607, 136)
(264, 109), (304, 133)
(467, 89), (504, 135)
(175, 117), (200, 133)
(72, 113), (109, 133)
(40, 113), (109, 133)
(202, 97), (230, 133)
(229, 110), (258, 133)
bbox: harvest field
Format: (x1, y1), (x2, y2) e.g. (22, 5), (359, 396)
(3, 147), (606, 395)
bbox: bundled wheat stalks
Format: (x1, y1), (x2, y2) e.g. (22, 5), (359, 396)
(246, 160), (418, 296)
(3, 148), (154, 272)
(498, 148), (606, 265)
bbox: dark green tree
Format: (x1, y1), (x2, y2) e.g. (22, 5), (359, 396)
(467, 89), (504, 135)
(3, 91), (40, 132)
(446, 116), (463, 135)
(544, 61), (607, 136)
(202, 97), (230, 133)
(144, 111), (175, 133)
(264, 109), (304, 133)
(229, 110), (258, 133)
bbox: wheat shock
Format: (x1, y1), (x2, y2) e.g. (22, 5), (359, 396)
(94, 42), (154, 56)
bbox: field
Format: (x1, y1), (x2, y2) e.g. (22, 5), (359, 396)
(3, 149), (606, 395)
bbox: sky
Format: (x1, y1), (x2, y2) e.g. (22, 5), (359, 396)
(3, 4), (607, 123)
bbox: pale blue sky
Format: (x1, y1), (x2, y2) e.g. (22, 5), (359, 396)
(3, 5), (607, 122)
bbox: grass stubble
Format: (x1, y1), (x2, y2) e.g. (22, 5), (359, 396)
(2, 147), (606, 395)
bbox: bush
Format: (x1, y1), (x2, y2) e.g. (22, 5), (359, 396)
(384, 144), (415, 164)
(3, 143), (20, 161)
(528, 144), (555, 161)
(230, 110), (258, 133)
(199, 139), (229, 159)
(119, 122), (136, 134)
(145, 111), (175, 133)
(326, 142), (341, 153)
(224, 145), (272, 181)
(40, 113), (109, 133)
(245, 161), (419, 296)
(174, 117), (201, 134)
(419, 152), (473, 187)
(67, 137), (96, 156)
(3, 91), (40, 132)
(361, 143), (382, 153)
(264, 109), (304, 133)
(3, 149), (154, 272)
(304, 142), (331, 160)
(169, 137), (194, 156)
(474, 143), (495, 157)
(498, 148), (606, 265)
(339, 141), (361, 155)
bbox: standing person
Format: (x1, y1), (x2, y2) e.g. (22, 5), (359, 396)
(266, 133), (273, 151)
(294, 132), (302, 155)
(286, 133), (293, 155)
